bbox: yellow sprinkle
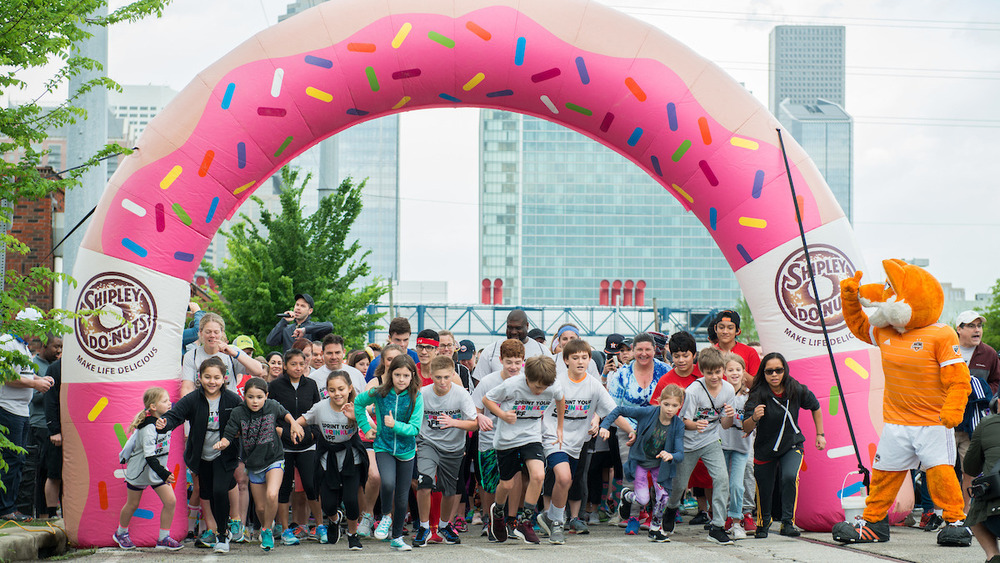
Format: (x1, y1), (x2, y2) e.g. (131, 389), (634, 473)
(160, 165), (182, 189)
(463, 72), (485, 91)
(730, 137), (759, 150)
(845, 357), (869, 379)
(738, 217), (767, 229)
(392, 96), (412, 110)
(392, 22), (412, 49)
(234, 181), (255, 195)
(88, 397), (109, 422)
(671, 183), (693, 204)
(305, 87), (333, 102)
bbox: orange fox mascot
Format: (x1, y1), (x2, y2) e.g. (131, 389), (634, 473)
(831, 259), (972, 546)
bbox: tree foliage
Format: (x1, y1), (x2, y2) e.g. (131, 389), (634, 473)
(205, 166), (387, 351)
(979, 279), (1000, 352)
(735, 296), (759, 344)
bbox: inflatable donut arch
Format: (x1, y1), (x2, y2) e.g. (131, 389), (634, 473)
(62, 0), (894, 545)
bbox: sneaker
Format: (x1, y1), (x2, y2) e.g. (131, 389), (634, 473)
(568, 516), (590, 534)
(937, 522), (973, 547)
(184, 530), (196, 543)
(281, 527), (300, 545)
(213, 536), (230, 554)
(471, 512), (483, 526)
(156, 536), (183, 550)
(413, 526), (431, 547)
(261, 528), (274, 551)
(648, 528), (670, 542)
(549, 519), (566, 545)
(113, 530), (136, 549)
(724, 516), (734, 531)
(482, 523), (491, 538)
(690, 511), (710, 525)
(292, 524), (309, 541)
(490, 503), (508, 543)
(924, 513), (945, 532)
(609, 513), (624, 527)
(389, 537), (412, 551)
(708, 525), (734, 545)
(598, 508), (612, 523)
(513, 519), (540, 544)
(428, 528), (444, 544)
(453, 516), (468, 533)
(506, 520), (517, 541)
(194, 530), (217, 548)
(625, 517), (640, 535)
(537, 512), (554, 537)
(374, 515), (392, 541)
(618, 488), (632, 522)
(755, 517), (772, 539)
(588, 511), (601, 526)
(831, 517), (890, 543)
(229, 519), (245, 543)
(780, 520), (801, 537)
(742, 513), (757, 533)
(730, 522), (747, 540)
(358, 513), (375, 537)
(328, 521), (341, 545)
(639, 510), (651, 531)
(916, 511), (933, 529)
(348, 533), (363, 550)
(316, 524), (329, 544)
(662, 507), (677, 534)
(440, 523), (461, 544)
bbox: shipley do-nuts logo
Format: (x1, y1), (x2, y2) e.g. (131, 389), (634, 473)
(775, 244), (856, 335)
(75, 273), (157, 362)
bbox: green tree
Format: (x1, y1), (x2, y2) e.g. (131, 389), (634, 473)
(735, 295), (759, 344)
(1, 0), (170, 485)
(205, 166), (387, 350)
(979, 279), (1000, 351)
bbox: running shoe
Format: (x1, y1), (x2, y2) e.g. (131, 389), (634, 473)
(662, 507), (677, 534)
(536, 512), (554, 537)
(229, 519), (245, 543)
(316, 524), (329, 544)
(625, 517), (640, 535)
(389, 536), (412, 551)
(260, 528), (274, 551)
(439, 523), (461, 544)
(347, 533), (363, 550)
(780, 520), (801, 537)
(213, 535), (230, 553)
(155, 536), (183, 550)
(374, 515), (392, 541)
(689, 511), (710, 525)
(568, 517), (590, 534)
(513, 519), (540, 544)
(648, 528), (670, 542)
(742, 512), (757, 533)
(924, 513), (945, 532)
(831, 517), (889, 544)
(453, 516), (468, 533)
(707, 525), (734, 545)
(194, 530), (217, 548)
(281, 527), (300, 545)
(428, 527), (444, 544)
(413, 526), (430, 548)
(730, 522), (747, 539)
(357, 512), (375, 537)
(490, 503), (508, 543)
(548, 519), (566, 545)
(113, 530), (136, 549)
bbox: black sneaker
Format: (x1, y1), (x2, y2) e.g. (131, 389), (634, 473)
(707, 525), (734, 545)
(662, 507), (677, 534)
(490, 504), (508, 543)
(936, 522), (973, 547)
(413, 526), (430, 548)
(648, 529), (670, 542)
(831, 518), (890, 543)
(923, 513), (945, 532)
(755, 517), (772, 539)
(439, 523), (461, 545)
(779, 520), (801, 537)
(347, 533), (363, 551)
(618, 487), (632, 521)
(690, 511), (710, 525)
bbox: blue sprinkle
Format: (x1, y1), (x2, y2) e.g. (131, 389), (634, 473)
(710, 208), (718, 230)
(346, 108), (369, 116)
(237, 142), (246, 169)
(439, 93), (461, 103)
(838, 481), (865, 499)
(667, 103), (678, 131)
(174, 251), (194, 262)
(737, 244), (753, 264)
(627, 127), (643, 147)
(486, 89), (514, 98)
(122, 238), (147, 258)
(304, 55), (333, 68)
(206, 196), (219, 223)
(133, 509), (154, 520)
(515, 37), (526, 66)
(752, 170), (765, 198)
(650, 155), (662, 177)
(575, 56), (590, 85)
(221, 83), (235, 110)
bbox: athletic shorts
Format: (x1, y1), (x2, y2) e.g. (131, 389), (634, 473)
(248, 460), (284, 485)
(416, 442), (464, 496)
(476, 449), (500, 494)
(126, 481), (168, 492)
(872, 424), (956, 472)
(497, 442), (544, 481)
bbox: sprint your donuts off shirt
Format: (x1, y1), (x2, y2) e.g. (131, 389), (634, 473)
(485, 374), (564, 450)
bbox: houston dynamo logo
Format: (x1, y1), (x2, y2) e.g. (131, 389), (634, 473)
(774, 245), (856, 335)
(75, 273), (157, 362)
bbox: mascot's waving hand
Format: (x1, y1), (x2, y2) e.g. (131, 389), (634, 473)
(831, 259), (972, 547)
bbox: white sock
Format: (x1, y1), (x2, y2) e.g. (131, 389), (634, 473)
(548, 504), (564, 522)
(420, 520), (430, 530)
(439, 519), (448, 530)
(117, 526), (128, 535)
(159, 529), (169, 540)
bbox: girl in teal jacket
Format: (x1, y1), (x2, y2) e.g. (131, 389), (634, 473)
(354, 354), (423, 550)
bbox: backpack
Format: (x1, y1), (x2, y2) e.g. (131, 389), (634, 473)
(959, 376), (993, 434)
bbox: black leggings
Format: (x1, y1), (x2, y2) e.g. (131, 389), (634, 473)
(375, 452), (414, 539)
(753, 448), (803, 524)
(279, 450), (318, 503)
(587, 450), (615, 505)
(319, 466), (361, 523)
(197, 457), (237, 537)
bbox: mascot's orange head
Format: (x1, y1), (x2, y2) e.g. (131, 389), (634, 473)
(857, 259), (943, 333)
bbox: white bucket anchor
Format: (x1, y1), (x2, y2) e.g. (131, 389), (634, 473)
(840, 471), (867, 522)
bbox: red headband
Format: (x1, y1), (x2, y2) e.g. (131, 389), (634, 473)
(416, 337), (439, 347)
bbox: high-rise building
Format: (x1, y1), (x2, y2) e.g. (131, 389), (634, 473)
(479, 110), (741, 309)
(768, 26), (846, 116)
(109, 84), (178, 140)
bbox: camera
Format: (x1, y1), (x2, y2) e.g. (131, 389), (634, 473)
(969, 472), (1000, 501)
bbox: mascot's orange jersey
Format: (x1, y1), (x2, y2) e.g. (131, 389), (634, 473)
(866, 323), (965, 426)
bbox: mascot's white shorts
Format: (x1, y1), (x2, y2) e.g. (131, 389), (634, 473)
(872, 423), (956, 472)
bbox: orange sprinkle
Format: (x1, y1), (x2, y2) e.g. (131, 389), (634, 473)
(625, 77), (646, 102)
(98, 481), (109, 510)
(347, 42), (376, 53)
(795, 195), (805, 219)
(465, 21), (491, 40)
(198, 150), (214, 177)
(698, 117), (712, 145)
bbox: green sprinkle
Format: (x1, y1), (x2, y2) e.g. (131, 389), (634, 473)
(671, 139), (691, 162)
(275, 135), (293, 158)
(829, 385), (840, 416)
(565, 103), (593, 116)
(365, 66), (379, 92)
(172, 203), (192, 226)
(114, 423), (128, 447)
(428, 31), (455, 48)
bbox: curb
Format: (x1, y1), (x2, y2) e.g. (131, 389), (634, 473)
(0, 521), (68, 562)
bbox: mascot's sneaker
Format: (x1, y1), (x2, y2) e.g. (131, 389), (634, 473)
(936, 521), (973, 547)
(831, 518), (890, 543)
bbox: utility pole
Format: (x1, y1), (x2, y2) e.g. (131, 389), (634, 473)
(653, 297), (660, 332)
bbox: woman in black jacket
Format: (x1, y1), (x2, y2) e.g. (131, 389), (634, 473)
(964, 400), (1000, 562)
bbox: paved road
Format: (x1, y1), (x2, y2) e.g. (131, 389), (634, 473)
(83, 521), (979, 562)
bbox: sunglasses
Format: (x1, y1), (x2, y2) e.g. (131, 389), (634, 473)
(764, 367), (785, 376)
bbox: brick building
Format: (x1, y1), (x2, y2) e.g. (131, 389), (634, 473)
(4, 167), (65, 311)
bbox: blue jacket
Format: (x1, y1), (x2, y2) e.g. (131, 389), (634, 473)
(354, 388), (423, 461)
(602, 404), (684, 489)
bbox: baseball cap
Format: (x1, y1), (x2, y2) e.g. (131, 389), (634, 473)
(527, 328), (546, 341)
(233, 335), (254, 351)
(294, 293), (315, 308)
(714, 309), (741, 330)
(604, 333), (625, 354)
(457, 339), (476, 360)
(956, 310), (986, 328)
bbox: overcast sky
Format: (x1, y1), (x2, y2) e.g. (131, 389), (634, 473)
(16, 0), (1000, 304)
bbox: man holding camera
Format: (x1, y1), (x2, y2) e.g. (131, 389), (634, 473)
(956, 311), (1000, 512)
(266, 293), (334, 352)
(964, 402), (1000, 563)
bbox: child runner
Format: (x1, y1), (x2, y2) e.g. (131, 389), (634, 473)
(413, 356), (478, 547)
(539, 339), (633, 544)
(742, 352), (826, 538)
(720, 353), (753, 539)
(713, 310), (761, 382)
(354, 354), (424, 551)
(356, 345), (403, 537)
(602, 384), (685, 542)
(213, 378), (304, 551)
(298, 371), (368, 551)
(483, 356), (566, 545)
(662, 347), (737, 545)
(115, 387), (182, 550)
(157, 357), (241, 553)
